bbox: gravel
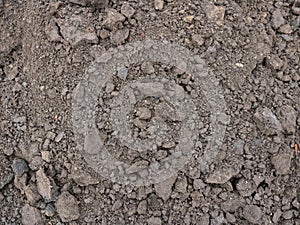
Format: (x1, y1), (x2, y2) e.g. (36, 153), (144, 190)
(1, 0), (300, 224)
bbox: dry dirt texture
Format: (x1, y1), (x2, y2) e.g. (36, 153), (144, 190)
(1, 0), (300, 224)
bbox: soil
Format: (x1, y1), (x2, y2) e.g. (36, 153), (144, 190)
(0, 0), (300, 224)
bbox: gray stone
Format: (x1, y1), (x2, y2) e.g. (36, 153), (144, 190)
(14, 173), (27, 191)
(136, 107), (152, 120)
(70, 166), (99, 186)
(103, 9), (125, 28)
(55, 132), (65, 142)
(137, 200), (147, 214)
(198, 214), (210, 225)
(175, 175), (187, 193)
(272, 9), (285, 29)
(279, 105), (297, 134)
(292, 0), (300, 15)
(225, 213), (236, 223)
(69, 0), (108, 8)
(236, 179), (257, 197)
(29, 156), (44, 171)
(201, 2), (226, 26)
(110, 29), (129, 45)
(55, 191), (80, 222)
(272, 209), (282, 223)
(192, 34), (204, 46)
(60, 24), (98, 46)
(243, 205), (263, 224)
(154, 101), (181, 122)
(121, 2), (135, 18)
(136, 81), (164, 96)
(154, 0), (164, 11)
(271, 153), (292, 175)
(0, 173), (13, 190)
(147, 217), (162, 225)
(278, 24), (293, 34)
(21, 204), (42, 225)
(282, 210), (294, 220)
(206, 165), (240, 184)
(254, 107), (282, 136)
(24, 184), (41, 205)
(141, 62), (155, 74)
(45, 21), (62, 42)
(112, 199), (123, 211)
(12, 159), (28, 177)
(117, 65), (128, 80)
(193, 179), (206, 190)
(221, 197), (244, 213)
(266, 54), (283, 70)
(154, 175), (177, 201)
(36, 168), (58, 202)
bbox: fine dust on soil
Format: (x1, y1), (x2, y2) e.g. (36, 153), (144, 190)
(0, 0), (300, 224)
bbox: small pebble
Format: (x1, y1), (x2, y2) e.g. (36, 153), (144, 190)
(154, 0), (164, 11)
(117, 66), (128, 80)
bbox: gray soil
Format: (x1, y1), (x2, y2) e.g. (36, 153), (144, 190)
(0, 0), (300, 224)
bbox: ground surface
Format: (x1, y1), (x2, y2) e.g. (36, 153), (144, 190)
(0, 0), (300, 224)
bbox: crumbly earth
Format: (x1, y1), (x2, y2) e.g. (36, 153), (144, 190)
(0, 0), (300, 224)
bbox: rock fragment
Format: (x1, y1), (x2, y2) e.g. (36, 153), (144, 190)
(183, 15), (194, 23)
(141, 62), (155, 74)
(117, 65), (128, 80)
(221, 197), (244, 212)
(292, 0), (300, 14)
(192, 34), (204, 46)
(154, 175), (177, 201)
(175, 175), (187, 193)
(279, 105), (297, 134)
(55, 191), (80, 222)
(121, 2), (135, 18)
(206, 165), (240, 184)
(271, 153), (292, 175)
(278, 24), (293, 34)
(4, 64), (19, 80)
(266, 54), (283, 70)
(243, 205), (263, 224)
(254, 107), (282, 136)
(58, 16), (98, 46)
(154, 0), (164, 11)
(55, 132), (65, 142)
(271, 9), (285, 29)
(103, 9), (125, 28)
(272, 209), (282, 223)
(236, 179), (257, 197)
(137, 200), (147, 214)
(201, 2), (226, 26)
(70, 166), (99, 186)
(0, 173), (13, 190)
(12, 159), (28, 177)
(147, 217), (162, 225)
(36, 168), (58, 202)
(154, 101), (181, 122)
(21, 204), (42, 225)
(136, 107), (152, 120)
(198, 214), (210, 225)
(24, 184), (42, 205)
(45, 21), (62, 42)
(110, 28), (129, 45)
(112, 199), (123, 211)
(69, 0), (108, 8)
